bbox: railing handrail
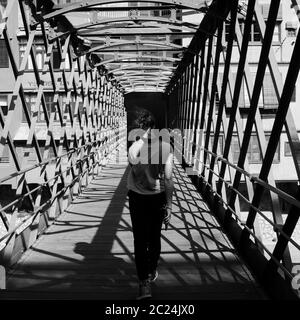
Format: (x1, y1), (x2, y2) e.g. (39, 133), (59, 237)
(0, 127), (127, 246)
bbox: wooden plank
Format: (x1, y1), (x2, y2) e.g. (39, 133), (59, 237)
(5, 145), (267, 300)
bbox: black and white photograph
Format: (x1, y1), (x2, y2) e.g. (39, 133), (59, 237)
(0, 0), (299, 314)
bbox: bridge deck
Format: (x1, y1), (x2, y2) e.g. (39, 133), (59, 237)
(5, 145), (267, 300)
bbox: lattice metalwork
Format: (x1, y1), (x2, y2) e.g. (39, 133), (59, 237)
(0, 0), (300, 300)
(0, 0), (126, 266)
(30, 0), (211, 93)
(168, 0), (300, 299)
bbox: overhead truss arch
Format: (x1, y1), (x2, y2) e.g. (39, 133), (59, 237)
(39, 0), (210, 21)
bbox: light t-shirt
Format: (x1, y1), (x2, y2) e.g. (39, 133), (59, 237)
(127, 138), (172, 195)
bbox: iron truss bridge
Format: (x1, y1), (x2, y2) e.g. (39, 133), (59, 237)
(0, 0), (299, 300)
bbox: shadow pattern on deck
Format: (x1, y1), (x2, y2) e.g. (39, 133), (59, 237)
(4, 146), (267, 300)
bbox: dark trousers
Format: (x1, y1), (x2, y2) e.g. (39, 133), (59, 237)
(128, 190), (166, 281)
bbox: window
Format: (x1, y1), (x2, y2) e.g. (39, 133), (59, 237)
(248, 135), (280, 164)
(234, 20), (281, 44)
(210, 135), (224, 155)
(24, 93), (76, 123)
(64, 94), (76, 118)
(19, 40), (45, 70)
(225, 21), (231, 42)
(248, 135), (261, 163)
(231, 135), (240, 164)
(0, 94), (8, 116)
(0, 145), (9, 163)
(53, 49), (61, 70)
(225, 19), (243, 42)
(0, 0), (7, 23)
(230, 134), (279, 164)
(286, 21), (297, 37)
(43, 94), (59, 122)
(19, 42), (33, 70)
(20, 41), (71, 71)
(291, 86), (296, 102)
(25, 93), (64, 122)
(0, 39), (9, 68)
(242, 20), (262, 43)
(262, 73), (278, 108)
(261, 72), (287, 109)
(265, 135), (280, 163)
(287, 29), (297, 37)
(19, 146), (38, 164)
(56, 0), (71, 4)
(272, 23), (281, 43)
(284, 141), (292, 157)
(253, 21), (261, 42)
(227, 73), (254, 108)
(23, 94), (36, 122)
(40, 146), (56, 161)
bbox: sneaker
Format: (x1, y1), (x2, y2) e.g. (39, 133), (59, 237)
(148, 270), (158, 282)
(136, 280), (152, 300)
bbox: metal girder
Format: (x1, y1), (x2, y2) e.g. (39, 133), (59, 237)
(54, 5), (178, 12)
(75, 23), (197, 36)
(72, 16), (198, 32)
(123, 85), (166, 91)
(208, 0), (237, 184)
(115, 73), (171, 80)
(125, 88), (165, 93)
(96, 55), (179, 66)
(119, 77), (169, 82)
(102, 59), (176, 64)
(89, 37), (183, 48)
(95, 47), (183, 53)
(117, 76), (170, 82)
(49, 16), (198, 42)
(113, 70), (173, 76)
(167, 0), (232, 91)
(40, 0), (209, 20)
(78, 30), (196, 38)
(88, 39), (184, 55)
(121, 81), (169, 86)
(122, 82), (166, 87)
(108, 64), (175, 71)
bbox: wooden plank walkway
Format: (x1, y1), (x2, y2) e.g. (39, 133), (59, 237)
(4, 144), (267, 300)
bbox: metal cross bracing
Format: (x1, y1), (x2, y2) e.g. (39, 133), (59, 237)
(167, 0), (300, 299)
(0, 0), (127, 267)
(0, 0), (300, 300)
(28, 0), (215, 93)
(0, 0), (211, 279)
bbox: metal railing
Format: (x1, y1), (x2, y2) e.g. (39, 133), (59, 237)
(0, 0), (127, 267)
(168, 0), (300, 299)
(0, 127), (127, 266)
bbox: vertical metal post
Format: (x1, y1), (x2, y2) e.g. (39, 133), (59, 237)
(226, 0), (281, 219)
(216, 0), (256, 195)
(202, 22), (223, 177)
(192, 43), (206, 158)
(208, 0), (238, 185)
(198, 35), (213, 173)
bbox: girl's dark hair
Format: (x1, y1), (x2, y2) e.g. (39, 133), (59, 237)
(134, 109), (156, 130)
